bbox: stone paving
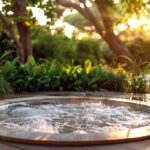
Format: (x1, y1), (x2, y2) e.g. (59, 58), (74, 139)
(0, 140), (150, 150)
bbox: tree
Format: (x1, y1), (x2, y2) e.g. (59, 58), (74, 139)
(0, 0), (53, 63)
(0, 11), (25, 62)
(13, 0), (32, 62)
(55, 0), (148, 63)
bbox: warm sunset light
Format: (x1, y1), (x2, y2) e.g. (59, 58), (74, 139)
(0, 0), (4, 11)
(31, 7), (47, 26)
(1, 0), (150, 149)
(127, 14), (150, 30)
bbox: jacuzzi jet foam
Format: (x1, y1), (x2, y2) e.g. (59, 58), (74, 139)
(0, 100), (150, 134)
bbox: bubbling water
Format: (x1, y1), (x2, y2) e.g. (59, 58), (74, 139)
(0, 100), (150, 134)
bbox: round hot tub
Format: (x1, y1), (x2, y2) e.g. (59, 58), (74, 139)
(0, 95), (150, 145)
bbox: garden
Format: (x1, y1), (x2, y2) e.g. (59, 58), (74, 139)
(0, 0), (150, 97)
(1, 0), (150, 148)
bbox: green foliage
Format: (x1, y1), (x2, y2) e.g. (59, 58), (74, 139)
(123, 0), (149, 14)
(1, 57), (126, 92)
(0, 50), (13, 66)
(32, 29), (113, 65)
(120, 55), (149, 94)
(0, 74), (13, 97)
(77, 39), (101, 64)
(127, 74), (146, 94)
(0, 31), (16, 60)
(76, 38), (113, 64)
(64, 13), (91, 29)
(1, 0), (54, 26)
(0, 51), (13, 96)
(32, 31), (78, 63)
(127, 38), (150, 62)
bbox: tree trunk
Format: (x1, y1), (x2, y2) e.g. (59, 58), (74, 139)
(103, 32), (133, 63)
(0, 12), (25, 63)
(96, 4), (133, 61)
(13, 0), (32, 62)
(17, 22), (32, 61)
(103, 32), (131, 56)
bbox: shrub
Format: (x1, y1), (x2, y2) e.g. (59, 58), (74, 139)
(0, 31), (16, 60)
(127, 74), (146, 94)
(32, 30), (77, 64)
(32, 29), (113, 65)
(0, 74), (13, 96)
(119, 56), (149, 94)
(1, 57), (126, 93)
(76, 38), (113, 65)
(127, 38), (150, 62)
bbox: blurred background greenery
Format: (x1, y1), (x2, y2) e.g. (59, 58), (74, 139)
(0, 0), (150, 97)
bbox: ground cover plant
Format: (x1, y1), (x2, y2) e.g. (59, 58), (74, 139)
(1, 56), (126, 93)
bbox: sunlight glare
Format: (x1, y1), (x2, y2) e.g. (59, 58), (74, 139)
(128, 17), (141, 29)
(127, 14), (150, 30)
(30, 7), (47, 26)
(86, 0), (92, 7)
(146, 4), (150, 8)
(114, 0), (120, 4)
(0, 0), (4, 11)
(54, 20), (63, 28)
(118, 24), (128, 31)
(51, 19), (76, 38)
(64, 23), (75, 37)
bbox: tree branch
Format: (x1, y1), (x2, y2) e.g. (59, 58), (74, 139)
(96, 3), (113, 32)
(55, 0), (104, 37)
(55, 0), (133, 60)
(82, 0), (104, 36)
(0, 12), (25, 62)
(55, 0), (89, 19)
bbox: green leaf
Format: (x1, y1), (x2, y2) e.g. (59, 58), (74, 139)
(84, 59), (92, 74)
(27, 55), (36, 66)
(0, 50), (13, 63)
